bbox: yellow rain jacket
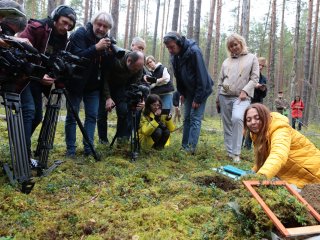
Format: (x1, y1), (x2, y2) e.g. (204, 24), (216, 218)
(139, 112), (175, 149)
(252, 112), (320, 188)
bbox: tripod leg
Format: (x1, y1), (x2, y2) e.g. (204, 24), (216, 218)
(130, 110), (140, 161)
(2, 92), (34, 193)
(35, 88), (63, 169)
(63, 89), (100, 161)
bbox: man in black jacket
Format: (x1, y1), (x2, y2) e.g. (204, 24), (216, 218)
(65, 11), (113, 157)
(163, 32), (213, 154)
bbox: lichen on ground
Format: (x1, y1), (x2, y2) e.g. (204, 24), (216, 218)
(0, 114), (319, 239)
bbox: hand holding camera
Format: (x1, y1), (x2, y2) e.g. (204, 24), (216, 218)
(146, 76), (157, 84)
(95, 38), (111, 51)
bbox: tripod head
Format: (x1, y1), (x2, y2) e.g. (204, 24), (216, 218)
(40, 50), (89, 88)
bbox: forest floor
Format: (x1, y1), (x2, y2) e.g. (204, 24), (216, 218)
(0, 111), (320, 240)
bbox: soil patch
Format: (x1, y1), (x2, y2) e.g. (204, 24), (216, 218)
(300, 183), (320, 213)
(194, 174), (240, 191)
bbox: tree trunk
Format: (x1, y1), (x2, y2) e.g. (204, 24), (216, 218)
(161, 0), (171, 63)
(213, 0), (221, 82)
(240, 0), (250, 41)
(159, 0), (167, 60)
(152, 0), (161, 56)
(204, 0), (216, 68)
(290, 0), (301, 102)
(258, 0), (271, 56)
(308, 0), (319, 120)
(234, 0), (240, 32)
(133, 0), (139, 41)
(314, 0), (320, 119)
(178, 0), (183, 32)
(124, 0), (131, 49)
(110, 0), (119, 39)
(276, 0), (286, 94)
(267, 0), (276, 109)
(171, 0), (180, 31)
(302, 0), (313, 123)
(187, 0), (194, 39)
(47, 0), (56, 16)
(194, 0), (201, 43)
(143, 0), (148, 40)
(83, 0), (89, 25)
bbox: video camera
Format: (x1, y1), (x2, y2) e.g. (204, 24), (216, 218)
(40, 50), (89, 87)
(126, 83), (150, 109)
(107, 37), (125, 58)
(0, 34), (46, 87)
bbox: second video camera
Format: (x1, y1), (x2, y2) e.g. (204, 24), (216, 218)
(126, 83), (150, 109)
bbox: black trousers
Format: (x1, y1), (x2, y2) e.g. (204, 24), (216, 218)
(151, 127), (170, 149)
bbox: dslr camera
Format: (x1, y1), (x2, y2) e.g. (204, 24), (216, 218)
(106, 37), (125, 58)
(126, 83), (150, 109)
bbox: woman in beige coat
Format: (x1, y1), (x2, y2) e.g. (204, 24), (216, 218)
(217, 33), (259, 162)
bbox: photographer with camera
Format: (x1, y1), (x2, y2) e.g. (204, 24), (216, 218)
(97, 36), (147, 145)
(65, 11), (113, 157)
(18, 5), (77, 163)
(139, 94), (175, 150)
(104, 50), (145, 146)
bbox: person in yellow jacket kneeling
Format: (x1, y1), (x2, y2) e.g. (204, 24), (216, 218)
(244, 103), (320, 188)
(139, 94), (175, 149)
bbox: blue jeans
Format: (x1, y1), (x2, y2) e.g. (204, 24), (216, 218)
(65, 90), (99, 155)
(182, 96), (207, 152)
(292, 118), (302, 130)
(21, 82), (44, 158)
(159, 93), (173, 110)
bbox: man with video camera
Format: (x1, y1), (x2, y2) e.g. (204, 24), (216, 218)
(97, 36), (148, 145)
(65, 11), (113, 157)
(104, 50), (145, 146)
(18, 5), (77, 164)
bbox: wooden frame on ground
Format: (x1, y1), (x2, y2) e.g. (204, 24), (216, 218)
(243, 180), (320, 238)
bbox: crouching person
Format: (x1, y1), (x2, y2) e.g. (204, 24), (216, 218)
(139, 94), (175, 150)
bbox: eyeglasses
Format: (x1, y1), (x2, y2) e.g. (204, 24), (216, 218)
(151, 103), (161, 108)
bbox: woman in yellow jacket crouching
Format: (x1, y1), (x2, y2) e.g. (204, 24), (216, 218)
(244, 103), (320, 188)
(139, 94), (175, 149)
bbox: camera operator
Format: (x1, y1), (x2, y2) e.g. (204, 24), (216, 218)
(18, 5), (77, 163)
(65, 11), (113, 157)
(104, 51), (145, 146)
(0, 0), (32, 91)
(139, 94), (175, 150)
(97, 36), (148, 145)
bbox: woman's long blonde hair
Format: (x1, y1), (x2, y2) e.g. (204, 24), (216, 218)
(244, 103), (271, 170)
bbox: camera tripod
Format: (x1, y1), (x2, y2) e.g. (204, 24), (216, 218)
(0, 91), (34, 193)
(34, 87), (100, 175)
(110, 108), (140, 161)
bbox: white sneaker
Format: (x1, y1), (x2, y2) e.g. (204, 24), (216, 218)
(30, 158), (39, 168)
(232, 155), (240, 163)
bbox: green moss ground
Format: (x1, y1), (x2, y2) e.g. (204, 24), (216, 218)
(0, 112), (319, 240)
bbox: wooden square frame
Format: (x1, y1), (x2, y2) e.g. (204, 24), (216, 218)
(243, 180), (320, 238)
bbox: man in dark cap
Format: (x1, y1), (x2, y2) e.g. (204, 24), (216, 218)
(0, 0), (28, 46)
(18, 5), (77, 165)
